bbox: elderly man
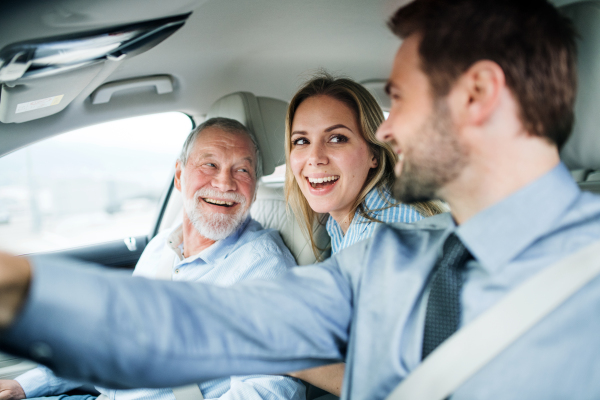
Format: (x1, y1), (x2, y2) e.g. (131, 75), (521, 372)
(2, 1), (600, 399)
(0, 117), (305, 400)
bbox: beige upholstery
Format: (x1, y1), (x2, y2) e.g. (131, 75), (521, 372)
(250, 185), (330, 265)
(559, 3), (600, 195)
(207, 91), (331, 265)
(207, 92), (288, 176)
(561, 2), (600, 170)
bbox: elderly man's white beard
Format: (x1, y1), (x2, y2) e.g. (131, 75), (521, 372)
(183, 187), (249, 241)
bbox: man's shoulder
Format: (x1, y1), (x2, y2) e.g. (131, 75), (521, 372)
(563, 190), (600, 222)
(538, 190), (600, 252)
(132, 226), (178, 277)
(388, 211), (453, 231)
(336, 212), (452, 259)
(217, 218), (296, 283)
(333, 213), (451, 275)
(141, 225), (178, 256)
(147, 227), (174, 247)
(375, 211), (454, 247)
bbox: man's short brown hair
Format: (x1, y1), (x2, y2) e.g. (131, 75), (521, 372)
(389, 0), (578, 149)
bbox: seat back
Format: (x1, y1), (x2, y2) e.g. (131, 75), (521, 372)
(208, 91), (330, 265)
(250, 185), (330, 265)
(561, 2), (600, 174)
(207, 91), (287, 177)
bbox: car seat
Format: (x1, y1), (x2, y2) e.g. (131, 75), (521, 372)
(561, 2), (600, 191)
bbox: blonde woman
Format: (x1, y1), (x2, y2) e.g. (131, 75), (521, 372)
(285, 74), (445, 397)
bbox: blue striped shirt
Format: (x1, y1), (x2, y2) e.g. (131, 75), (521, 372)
(16, 217), (305, 400)
(326, 187), (424, 254)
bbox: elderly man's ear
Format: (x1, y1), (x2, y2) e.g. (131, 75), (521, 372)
(174, 160), (183, 192)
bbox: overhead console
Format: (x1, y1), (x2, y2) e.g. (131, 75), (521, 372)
(0, 13), (189, 123)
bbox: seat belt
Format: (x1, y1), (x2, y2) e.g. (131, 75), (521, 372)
(98, 386), (204, 400)
(385, 238), (600, 400)
(172, 384), (204, 400)
(155, 244), (205, 400)
(154, 244), (177, 281)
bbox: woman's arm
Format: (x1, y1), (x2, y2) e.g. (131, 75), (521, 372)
(288, 363), (345, 397)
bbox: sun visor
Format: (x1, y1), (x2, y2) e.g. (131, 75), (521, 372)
(0, 14), (189, 123)
(0, 61), (104, 123)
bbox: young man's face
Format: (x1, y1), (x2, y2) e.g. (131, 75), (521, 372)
(376, 35), (468, 203)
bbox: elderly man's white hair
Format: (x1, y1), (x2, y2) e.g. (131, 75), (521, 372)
(178, 117), (263, 180)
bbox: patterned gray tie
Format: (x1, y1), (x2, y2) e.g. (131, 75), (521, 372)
(422, 233), (473, 360)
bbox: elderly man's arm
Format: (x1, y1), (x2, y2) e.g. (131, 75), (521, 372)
(12, 365), (84, 399)
(0, 253), (31, 329)
(0, 248), (355, 390)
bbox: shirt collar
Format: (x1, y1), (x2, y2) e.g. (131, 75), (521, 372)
(197, 216), (251, 264)
(326, 188), (387, 238)
(166, 225), (185, 261)
(166, 216), (252, 265)
(326, 214), (343, 239)
(354, 188), (390, 235)
(354, 188), (388, 223)
(455, 162), (580, 272)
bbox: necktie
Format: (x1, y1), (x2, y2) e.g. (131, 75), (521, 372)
(422, 233), (473, 360)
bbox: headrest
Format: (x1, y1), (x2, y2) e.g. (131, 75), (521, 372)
(560, 2), (600, 169)
(207, 92), (289, 176)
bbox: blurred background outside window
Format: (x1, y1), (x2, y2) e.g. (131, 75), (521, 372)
(0, 112), (192, 254)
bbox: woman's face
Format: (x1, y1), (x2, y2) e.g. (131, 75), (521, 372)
(290, 95), (377, 221)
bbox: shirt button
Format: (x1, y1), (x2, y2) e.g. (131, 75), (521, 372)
(175, 269), (180, 274)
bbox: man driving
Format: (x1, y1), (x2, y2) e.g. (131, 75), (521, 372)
(0, 117), (305, 400)
(1, 0), (600, 399)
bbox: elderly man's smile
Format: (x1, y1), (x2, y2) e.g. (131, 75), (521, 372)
(202, 198), (237, 207)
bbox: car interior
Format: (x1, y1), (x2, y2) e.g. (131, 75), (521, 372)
(0, 0), (598, 399)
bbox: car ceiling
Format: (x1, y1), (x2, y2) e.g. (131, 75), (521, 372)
(0, 0), (588, 158)
(0, 0), (412, 156)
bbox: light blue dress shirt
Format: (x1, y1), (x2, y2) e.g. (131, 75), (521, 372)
(14, 217), (305, 400)
(3, 163), (600, 400)
(326, 187), (424, 254)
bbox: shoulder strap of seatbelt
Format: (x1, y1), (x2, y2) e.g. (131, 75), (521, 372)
(385, 239), (600, 400)
(154, 243), (205, 400)
(172, 385), (204, 400)
(155, 243), (177, 281)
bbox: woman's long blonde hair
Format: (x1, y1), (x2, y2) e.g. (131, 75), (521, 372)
(285, 73), (445, 259)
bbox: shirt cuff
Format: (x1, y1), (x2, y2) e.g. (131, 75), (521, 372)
(15, 366), (53, 398)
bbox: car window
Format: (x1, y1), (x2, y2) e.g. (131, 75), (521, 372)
(0, 112), (192, 255)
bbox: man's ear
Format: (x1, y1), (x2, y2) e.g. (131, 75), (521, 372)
(174, 160), (183, 192)
(454, 60), (505, 127)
